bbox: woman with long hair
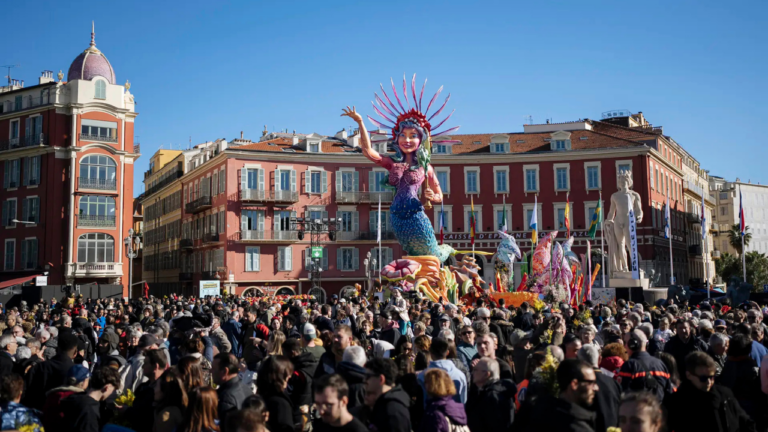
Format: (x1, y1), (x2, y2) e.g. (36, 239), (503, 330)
(266, 331), (286, 357)
(178, 387), (219, 432)
(421, 369), (467, 432)
(177, 356), (206, 394)
(154, 369), (188, 432)
(256, 355), (299, 432)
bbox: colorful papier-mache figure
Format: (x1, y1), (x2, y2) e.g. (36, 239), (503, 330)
(342, 74), (460, 263)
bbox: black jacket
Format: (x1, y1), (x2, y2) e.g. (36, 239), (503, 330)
(371, 386), (412, 432)
(337, 361), (367, 410)
(60, 393), (101, 432)
(263, 387), (301, 432)
(664, 383), (756, 432)
(289, 352), (319, 407)
(525, 395), (596, 432)
(23, 353), (74, 409)
(217, 376), (252, 431)
(378, 326), (401, 347)
(128, 379), (156, 432)
(663, 335), (708, 377)
(717, 356), (766, 427)
(466, 379), (516, 432)
(314, 350), (339, 381)
(0, 351), (14, 377)
(617, 351), (674, 401)
(592, 370), (621, 432)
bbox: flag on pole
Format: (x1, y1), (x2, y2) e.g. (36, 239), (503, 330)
(501, 195), (508, 233)
(470, 195), (476, 246)
(587, 199), (601, 240)
(377, 197), (381, 242)
(564, 192), (571, 239)
(530, 195), (538, 245)
(664, 194), (671, 239)
(439, 201), (445, 245)
(701, 193), (707, 240)
(740, 189), (746, 236)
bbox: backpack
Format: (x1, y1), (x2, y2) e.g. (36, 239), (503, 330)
(444, 414), (470, 432)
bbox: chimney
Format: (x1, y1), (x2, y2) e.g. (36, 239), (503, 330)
(39, 70), (54, 85)
(240, 131), (243, 139)
(292, 135), (299, 145)
(335, 129), (348, 140)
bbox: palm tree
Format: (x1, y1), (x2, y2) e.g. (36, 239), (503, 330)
(728, 224), (752, 255)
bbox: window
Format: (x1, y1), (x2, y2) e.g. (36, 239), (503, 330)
(2, 199), (17, 227)
(557, 208), (566, 229)
(4, 159), (20, 188)
(370, 210), (390, 233)
(494, 168), (508, 193)
(274, 210), (294, 232)
(276, 170), (291, 191)
(243, 168), (264, 191)
(306, 170), (327, 194)
(464, 206), (482, 233)
(219, 210), (225, 234)
(525, 169), (537, 192)
(22, 197), (40, 224)
(219, 168), (226, 194)
(25, 116), (43, 145)
(585, 163), (601, 190)
(586, 204), (603, 230)
(370, 171), (388, 192)
(466, 170), (478, 194)
(4, 239), (14, 271)
(80, 119), (117, 141)
(338, 247), (359, 271)
(435, 169), (450, 194)
(212, 172), (218, 196)
(720, 206), (726, 216)
(14, 96), (21, 111)
(554, 140), (566, 150)
(650, 164), (655, 189)
(495, 206), (510, 231)
(94, 80), (106, 99)
(618, 164), (631, 173)
(434, 144), (449, 154)
(79, 196), (115, 219)
(371, 247), (393, 271)
(338, 171), (357, 192)
(337, 211), (358, 232)
(79, 155), (117, 187)
(245, 247), (260, 272)
(277, 246), (292, 271)
(309, 142), (320, 153)
(10, 120), (19, 143)
(23, 156), (41, 186)
(241, 210), (264, 232)
(305, 247), (329, 271)
(20, 238), (37, 270)
(77, 233), (114, 262)
(556, 167), (569, 191)
(492, 142), (508, 153)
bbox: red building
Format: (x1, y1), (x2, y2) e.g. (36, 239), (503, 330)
(142, 112), (690, 300)
(0, 28), (138, 296)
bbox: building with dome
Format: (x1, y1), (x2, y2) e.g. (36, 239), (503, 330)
(0, 24), (139, 299)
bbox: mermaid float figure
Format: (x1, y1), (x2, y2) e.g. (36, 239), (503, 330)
(341, 75), (460, 263)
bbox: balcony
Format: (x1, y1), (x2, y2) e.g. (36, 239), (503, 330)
(179, 272), (193, 281)
(688, 244), (702, 256)
(185, 196), (212, 214)
(685, 212), (700, 223)
(713, 250), (722, 259)
(336, 230), (397, 241)
(202, 271), (218, 280)
(683, 180), (716, 205)
(77, 215), (116, 228)
(240, 189), (299, 204)
(0, 134), (48, 152)
(335, 191), (394, 204)
(1, 96), (53, 115)
(65, 262), (123, 278)
(79, 133), (118, 144)
(239, 230), (299, 242)
(144, 170), (183, 196)
(203, 232), (220, 243)
(78, 177), (117, 191)
(180, 238), (193, 249)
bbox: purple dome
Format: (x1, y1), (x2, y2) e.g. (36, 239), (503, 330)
(67, 26), (116, 84)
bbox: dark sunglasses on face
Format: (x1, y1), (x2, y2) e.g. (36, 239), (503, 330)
(695, 374), (716, 383)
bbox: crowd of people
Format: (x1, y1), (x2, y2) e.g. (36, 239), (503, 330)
(0, 289), (766, 432)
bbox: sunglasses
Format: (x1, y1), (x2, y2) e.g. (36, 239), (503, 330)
(694, 374), (716, 383)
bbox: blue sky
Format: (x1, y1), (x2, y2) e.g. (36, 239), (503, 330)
(8, 0), (767, 194)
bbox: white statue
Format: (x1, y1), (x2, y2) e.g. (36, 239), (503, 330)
(603, 171), (643, 277)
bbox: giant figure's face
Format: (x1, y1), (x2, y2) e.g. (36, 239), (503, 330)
(397, 127), (421, 154)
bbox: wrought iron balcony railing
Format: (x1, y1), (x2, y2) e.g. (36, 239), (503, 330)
(185, 196), (212, 213)
(77, 215), (116, 227)
(78, 177), (117, 191)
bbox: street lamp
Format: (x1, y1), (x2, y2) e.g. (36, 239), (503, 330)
(124, 228), (139, 299)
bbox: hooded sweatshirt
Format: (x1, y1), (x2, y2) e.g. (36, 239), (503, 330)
(421, 396), (467, 432)
(336, 361), (367, 409)
(371, 386), (412, 432)
(289, 351), (319, 407)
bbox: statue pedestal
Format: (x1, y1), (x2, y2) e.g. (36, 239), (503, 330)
(609, 272), (649, 303)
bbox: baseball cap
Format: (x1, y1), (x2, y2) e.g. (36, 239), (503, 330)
(137, 334), (159, 349)
(303, 323), (317, 340)
(439, 315), (450, 322)
(67, 365), (91, 384)
(332, 294), (338, 299)
(714, 319), (727, 328)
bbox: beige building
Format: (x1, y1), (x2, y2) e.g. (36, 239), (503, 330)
(680, 149), (716, 285)
(710, 177), (768, 258)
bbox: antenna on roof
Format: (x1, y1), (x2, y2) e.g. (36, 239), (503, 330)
(2, 64), (20, 86)
(524, 115), (533, 125)
(189, 136), (191, 150)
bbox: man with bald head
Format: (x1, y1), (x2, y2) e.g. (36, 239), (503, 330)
(467, 357), (516, 432)
(618, 329), (674, 401)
